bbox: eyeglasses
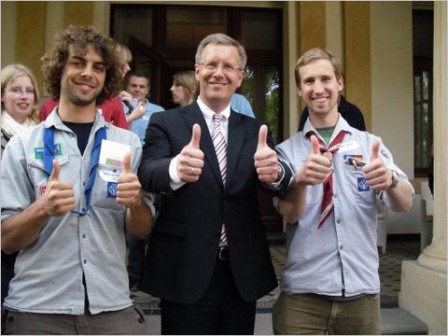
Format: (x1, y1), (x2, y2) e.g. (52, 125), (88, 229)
(5, 87), (35, 96)
(198, 63), (243, 74)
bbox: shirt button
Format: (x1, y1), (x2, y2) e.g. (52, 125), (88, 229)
(83, 259), (87, 264)
(82, 234), (86, 239)
(340, 245), (343, 250)
(82, 208), (86, 212)
(336, 218), (341, 224)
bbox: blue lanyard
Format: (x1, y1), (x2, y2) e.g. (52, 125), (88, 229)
(43, 126), (106, 216)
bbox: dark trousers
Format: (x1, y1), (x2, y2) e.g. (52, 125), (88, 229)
(161, 257), (256, 335)
(126, 233), (147, 285)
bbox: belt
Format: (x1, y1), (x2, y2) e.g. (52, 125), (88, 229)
(218, 246), (229, 261)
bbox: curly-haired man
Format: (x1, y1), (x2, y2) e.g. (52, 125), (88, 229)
(1, 25), (154, 334)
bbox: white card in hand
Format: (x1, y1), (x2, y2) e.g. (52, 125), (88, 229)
(98, 139), (131, 182)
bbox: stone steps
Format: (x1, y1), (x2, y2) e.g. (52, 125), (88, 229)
(381, 308), (428, 335)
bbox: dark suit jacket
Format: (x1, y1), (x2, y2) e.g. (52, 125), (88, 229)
(138, 102), (291, 304)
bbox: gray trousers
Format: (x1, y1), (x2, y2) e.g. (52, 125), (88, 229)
(3, 305), (148, 335)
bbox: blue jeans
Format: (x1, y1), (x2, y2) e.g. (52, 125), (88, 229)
(272, 292), (381, 335)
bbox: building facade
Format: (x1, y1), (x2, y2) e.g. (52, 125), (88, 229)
(1, 1), (446, 334)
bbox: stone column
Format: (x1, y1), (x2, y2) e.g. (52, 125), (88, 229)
(399, 2), (447, 335)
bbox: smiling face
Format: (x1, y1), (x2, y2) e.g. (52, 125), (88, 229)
(1, 74), (36, 123)
(195, 43), (243, 112)
(127, 76), (150, 101)
(60, 44), (106, 109)
(297, 59), (343, 126)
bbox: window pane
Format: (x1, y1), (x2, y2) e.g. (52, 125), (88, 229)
(166, 6), (226, 48)
(112, 5), (152, 47)
(422, 71), (429, 100)
(414, 75), (421, 102)
(241, 65), (280, 142)
(241, 11), (280, 50)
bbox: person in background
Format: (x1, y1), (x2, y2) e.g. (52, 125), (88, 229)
(1, 25), (154, 335)
(120, 71), (165, 144)
(272, 47), (414, 335)
(1, 64), (40, 333)
(115, 42), (133, 80)
(231, 92), (255, 118)
(1, 64), (40, 156)
(125, 69), (197, 289)
(170, 70), (198, 107)
(138, 33), (292, 335)
(298, 94), (366, 132)
(38, 42), (131, 130)
(120, 70), (165, 290)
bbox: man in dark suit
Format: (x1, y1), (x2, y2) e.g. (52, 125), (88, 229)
(138, 33), (292, 335)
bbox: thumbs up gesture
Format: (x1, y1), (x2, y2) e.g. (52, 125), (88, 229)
(43, 159), (76, 216)
(117, 152), (143, 208)
(295, 135), (332, 186)
(363, 139), (392, 191)
(254, 125), (280, 184)
(178, 124), (205, 183)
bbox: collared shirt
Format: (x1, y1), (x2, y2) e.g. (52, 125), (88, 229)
(197, 97), (231, 141)
(1, 110), (155, 315)
(230, 93), (255, 118)
(275, 115), (414, 297)
(123, 98), (165, 144)
(168, 98), (231, 189)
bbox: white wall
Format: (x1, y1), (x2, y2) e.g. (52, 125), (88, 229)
(386, 194), (422, 234)
(370, 2), (414, 179)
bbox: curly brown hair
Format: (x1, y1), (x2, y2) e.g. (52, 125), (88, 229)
(40, 25), (122, 106)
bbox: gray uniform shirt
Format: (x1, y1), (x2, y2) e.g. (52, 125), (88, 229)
(1, 110), (154, 314)
(276, 116), (414, 297)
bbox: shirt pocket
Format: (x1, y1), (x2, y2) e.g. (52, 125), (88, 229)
(27, 155), (70, 198)
(344, 165), (375, 205)
(90, 172), (124, 211)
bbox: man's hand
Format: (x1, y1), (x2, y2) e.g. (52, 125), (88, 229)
(117, 152), (143, 208)
(254, 125), (279, 184)
(363, 140), (392, 191)
(295, 135), (331, 186)
(178, 124), (205, 183)
(43, 160), (76, 216)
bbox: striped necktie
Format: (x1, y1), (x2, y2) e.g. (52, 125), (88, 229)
(307, 130), (347, 228)
(212, 114), (228, 246)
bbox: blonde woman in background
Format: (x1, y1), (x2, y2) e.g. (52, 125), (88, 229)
(170, 70), (198, 106)
(1, 63), (40, 332)
(116, 42), (133, 78)
(1, 63), (40, 156)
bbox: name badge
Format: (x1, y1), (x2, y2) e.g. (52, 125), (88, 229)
(338, 141), (360, 153)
